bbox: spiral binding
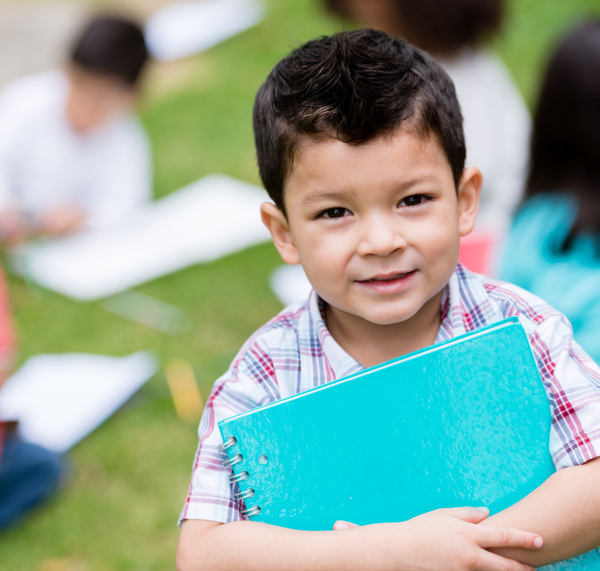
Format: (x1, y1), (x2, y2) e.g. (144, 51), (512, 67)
(229, 470), (249, 483)
(221, 435), (262, 518)
(223, 453), (243, 467)
(218, 436), (237, 452)
(241, 505), (261, 517)
(235, 488), (255, 500)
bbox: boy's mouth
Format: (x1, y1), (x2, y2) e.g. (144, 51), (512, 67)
(361, 270), (415, 282)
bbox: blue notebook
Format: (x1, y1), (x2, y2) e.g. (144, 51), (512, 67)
(218, 317), (600, 569)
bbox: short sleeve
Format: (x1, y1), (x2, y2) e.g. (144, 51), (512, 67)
(179, 338), (281, 525)
(529, 312), (600, 469)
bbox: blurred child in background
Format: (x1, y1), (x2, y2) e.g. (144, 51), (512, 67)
(0, 15), (152, 245)
(324, 0), (531, 239)
(0, 265), (63, 531)
(499, 20), (600, 363)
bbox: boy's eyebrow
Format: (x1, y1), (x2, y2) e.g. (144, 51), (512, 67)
(301, 191), (349, 206)
(301, 176), (439, 206)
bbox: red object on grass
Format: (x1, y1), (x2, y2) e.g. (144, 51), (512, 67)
(0, 264), (16, 469)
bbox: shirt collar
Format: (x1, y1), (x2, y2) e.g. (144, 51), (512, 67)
(435, 272), (460, 343)
(436, 264), (504, 343)
(306, 265), (492, 377)
(306, 290), (364, 379)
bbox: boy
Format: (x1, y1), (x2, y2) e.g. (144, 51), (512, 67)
(177, 30), (600, 570)
(0, 15), (151, 244)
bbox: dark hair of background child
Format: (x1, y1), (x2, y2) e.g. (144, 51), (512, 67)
(70, 15), (149, 86)
(253, 29), (465, 215)
(525, 19), (600, 253)
(324, 0), (503, 55)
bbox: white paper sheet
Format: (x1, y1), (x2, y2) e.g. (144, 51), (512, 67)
(145, 0), (265, 61)
(270, 264), (312, 307)
(0, 351), (157, 453)
(102, 291), (190, 336)
(14, 174), (271, 301)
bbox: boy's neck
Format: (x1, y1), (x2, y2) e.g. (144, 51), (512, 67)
(324, 292), (443, 369)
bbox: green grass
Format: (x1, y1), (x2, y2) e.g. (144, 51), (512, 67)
(1, 0), (600, 569)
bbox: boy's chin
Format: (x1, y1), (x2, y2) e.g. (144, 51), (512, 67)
(324, 291), (445, 330)
(328, 305), (419, 328)
(363, 314), (418, 327)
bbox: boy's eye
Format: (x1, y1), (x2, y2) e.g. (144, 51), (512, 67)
(400, 194), (428, 207)
(318, 207), (350, 219)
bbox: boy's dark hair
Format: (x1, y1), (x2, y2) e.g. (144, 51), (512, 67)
(70, 15), (149, 85)
(525, 19), (600, 253)
(253, 29), (465, 213)
(325, 0), (503, 55)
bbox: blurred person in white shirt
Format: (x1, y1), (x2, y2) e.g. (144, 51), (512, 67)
(0, 15), (152, 245)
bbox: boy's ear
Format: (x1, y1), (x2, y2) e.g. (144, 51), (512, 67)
(457, 167), (483, 237)
(260, 202), (301, 265)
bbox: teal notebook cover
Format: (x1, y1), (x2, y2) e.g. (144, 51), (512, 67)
(218, 317), (600, 569)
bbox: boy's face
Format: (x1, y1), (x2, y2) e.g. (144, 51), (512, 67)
(261, 129), (481, 334)
(65, 65), (136, 133)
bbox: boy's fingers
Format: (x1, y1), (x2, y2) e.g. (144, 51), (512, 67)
(476, 550), (536, 571)
(333, 520), (359, 530)
(478, 526), (543, 550)
(439, 506), (490, 524)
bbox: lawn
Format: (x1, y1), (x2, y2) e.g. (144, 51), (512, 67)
(1, 0), (599, 569)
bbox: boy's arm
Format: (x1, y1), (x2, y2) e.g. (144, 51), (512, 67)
(483, 456), (600, 566)
(483, 312), (600, 567)
(177, 507), (543, 571)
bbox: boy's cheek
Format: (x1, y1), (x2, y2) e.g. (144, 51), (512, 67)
(409, 217), (460, 249)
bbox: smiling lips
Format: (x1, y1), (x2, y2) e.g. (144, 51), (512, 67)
(356, 270), (417, 292)
(361, 270), (415, 282)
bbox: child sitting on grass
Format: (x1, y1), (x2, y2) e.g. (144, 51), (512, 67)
(0, 15), (151, 244)
(499, 19), (600, 364)
(0, 265), (63, 531)
(177, 30), (600, 570)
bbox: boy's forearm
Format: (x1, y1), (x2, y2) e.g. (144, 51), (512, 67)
(177, 507), (544, 571)
(177, 519), (380, 571)
(483, 456), (600, 566)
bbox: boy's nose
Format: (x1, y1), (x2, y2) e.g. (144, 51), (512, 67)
(356, 215), (407, 257)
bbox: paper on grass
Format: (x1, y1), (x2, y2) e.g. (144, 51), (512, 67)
(0, 351), (157, 453)
(270, 264), (312, 307)
(14, 174), (271, 301)
(145, 0), (265, 61)
(102, 291), (190, 336)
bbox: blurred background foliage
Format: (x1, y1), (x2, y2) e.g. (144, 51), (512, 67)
(0, 0), (599, 569)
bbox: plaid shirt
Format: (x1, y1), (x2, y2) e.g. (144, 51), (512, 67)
(180, 264), (600, 524)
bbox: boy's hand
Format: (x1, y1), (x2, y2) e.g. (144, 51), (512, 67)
(334, 506), (543, 571)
